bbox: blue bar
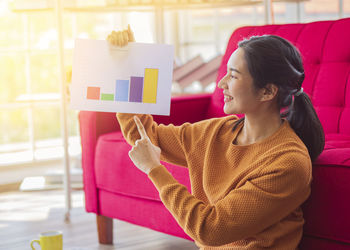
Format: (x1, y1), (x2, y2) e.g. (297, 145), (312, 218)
(115, 80), (129, 102)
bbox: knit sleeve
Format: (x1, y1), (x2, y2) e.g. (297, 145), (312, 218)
(148, 157), (311, 246)
(117, 113), (192, 167)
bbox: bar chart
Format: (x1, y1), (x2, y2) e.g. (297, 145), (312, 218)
(71, 40), (173, 115)
(86, 68), (159, 104)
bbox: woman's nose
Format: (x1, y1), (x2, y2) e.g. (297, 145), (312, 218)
(217, 77), (226, 89)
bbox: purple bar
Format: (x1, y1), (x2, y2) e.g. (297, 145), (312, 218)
(129, 76), (143, 102)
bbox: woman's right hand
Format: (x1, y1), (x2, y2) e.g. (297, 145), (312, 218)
(107, 24), (135, 47)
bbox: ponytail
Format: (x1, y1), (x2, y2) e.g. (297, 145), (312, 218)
(282, 91), (325, 162)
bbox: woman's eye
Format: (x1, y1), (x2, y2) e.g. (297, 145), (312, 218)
(230, 75), (237, 79)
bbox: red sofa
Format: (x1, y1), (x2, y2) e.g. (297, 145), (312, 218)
(79, 18), (350, 249)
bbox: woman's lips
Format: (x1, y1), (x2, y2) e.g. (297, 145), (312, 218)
(224, 95), (233, 103)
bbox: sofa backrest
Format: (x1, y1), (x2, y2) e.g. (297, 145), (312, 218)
(210, 18), (350, 136)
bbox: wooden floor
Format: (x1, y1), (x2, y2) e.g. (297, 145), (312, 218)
(0, 189), (197, 250)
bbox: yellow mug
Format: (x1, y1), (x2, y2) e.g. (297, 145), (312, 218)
(30, 231), (63, 250)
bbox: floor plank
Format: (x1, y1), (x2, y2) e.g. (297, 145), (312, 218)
(0, 189), (197, 250)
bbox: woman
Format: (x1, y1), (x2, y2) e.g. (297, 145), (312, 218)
(107, 26), (324, 249)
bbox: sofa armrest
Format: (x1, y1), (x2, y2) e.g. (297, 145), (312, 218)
(79, 111), (120, 213)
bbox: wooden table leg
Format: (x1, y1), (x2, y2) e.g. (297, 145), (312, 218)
(96, 215), (113, 244)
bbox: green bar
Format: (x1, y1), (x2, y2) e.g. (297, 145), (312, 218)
(101, 93), (114, 101)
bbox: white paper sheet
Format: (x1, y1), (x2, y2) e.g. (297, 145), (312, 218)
(70, 39), (174, 116)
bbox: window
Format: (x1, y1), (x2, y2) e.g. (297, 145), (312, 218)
(0, 5), (79, 166)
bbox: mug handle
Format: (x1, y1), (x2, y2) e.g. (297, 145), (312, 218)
(30, 239), (40, 250)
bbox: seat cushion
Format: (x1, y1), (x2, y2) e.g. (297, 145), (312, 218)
(95, 131), (191, 202)
(315, 134), (350, 167)
(325, 134), (350, 148)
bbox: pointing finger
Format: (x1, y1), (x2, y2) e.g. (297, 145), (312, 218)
(134, 116), (148, 139)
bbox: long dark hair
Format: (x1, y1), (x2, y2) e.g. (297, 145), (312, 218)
(234, 35), (324, 162)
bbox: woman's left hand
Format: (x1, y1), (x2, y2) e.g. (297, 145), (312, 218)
(128, 116), (161, 175)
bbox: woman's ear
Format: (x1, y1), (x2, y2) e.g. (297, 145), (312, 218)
(260, 83), (278, 102)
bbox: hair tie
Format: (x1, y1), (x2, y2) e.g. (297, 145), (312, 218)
(294, 87), (303, 97)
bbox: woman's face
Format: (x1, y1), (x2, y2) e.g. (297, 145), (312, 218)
(218, 48), (262, 115)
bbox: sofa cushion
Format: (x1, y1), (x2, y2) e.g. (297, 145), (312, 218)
(314, 134), (350, 167)
(95, 131), (191, 202)
(94, 131), (350, 201)
(325, 133), (350, 146)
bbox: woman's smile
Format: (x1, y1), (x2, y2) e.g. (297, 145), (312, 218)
(224, 94), (234, 103)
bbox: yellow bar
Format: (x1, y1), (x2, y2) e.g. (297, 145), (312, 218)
(143, 68), (158, 104)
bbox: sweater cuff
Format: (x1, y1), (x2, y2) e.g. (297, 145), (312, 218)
(148, 165), (177, 191)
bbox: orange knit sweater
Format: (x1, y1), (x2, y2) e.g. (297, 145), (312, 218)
(117, 113), (312, 250)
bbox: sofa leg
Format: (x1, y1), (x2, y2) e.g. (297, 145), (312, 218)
(96, 215), (113, 244)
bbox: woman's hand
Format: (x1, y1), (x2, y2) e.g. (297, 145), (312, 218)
(128, 116), (161, 175)
(107, 24), (135, 46)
